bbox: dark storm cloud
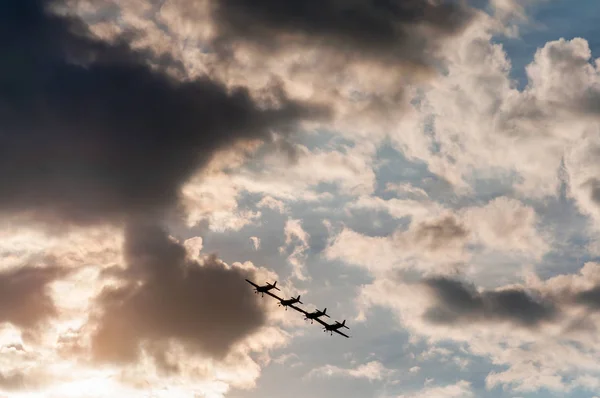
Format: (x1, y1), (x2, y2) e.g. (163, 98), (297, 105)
(91, 222), (267, 364)
(0, 0), (327, 225)
(211, 0), (476, 65)
(423, 277), (558, 328)
(574, 285), (600, 310)
(412, 216), (469, 251)
(0, 265), (68, 329)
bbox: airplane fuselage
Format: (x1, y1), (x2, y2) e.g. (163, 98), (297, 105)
(325, 321), (347, 331)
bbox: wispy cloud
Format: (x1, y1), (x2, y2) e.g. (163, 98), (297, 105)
(306, 361), (394, 382)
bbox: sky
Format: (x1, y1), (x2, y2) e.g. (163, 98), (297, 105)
(2, 0), (600, 397)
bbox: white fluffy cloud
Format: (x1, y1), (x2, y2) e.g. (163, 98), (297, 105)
(327, 196), (548, 276)
(386, 25), (600, 201)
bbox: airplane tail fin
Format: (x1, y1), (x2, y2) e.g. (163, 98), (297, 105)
(273, 281), (280, 291)
(324, 308), (330, 318)
(342, 320), (349, 329)
(297, 295), (303, 304)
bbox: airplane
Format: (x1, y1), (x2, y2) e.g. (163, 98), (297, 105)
(315, 318), (350, 338)
(277, 295), (303, 310)
(304, 308), (330, 323)
(245, 279), (280, 297)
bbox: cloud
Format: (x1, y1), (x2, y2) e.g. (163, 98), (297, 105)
(0, 264), (68, 331)
(324, 216), (469, 275)
(232, 144), (377, 200)
(385, 182), (429, 199)
(280, 219), (310, 280)
(327, 196), (548, 275)
(272, 352), (299, 366)
(357, 263), (600, 392)
(387, 31), (600, 201)
(397, 380), (474, 398)
(0, 371), (26, 392)
(133, 0), (484, 153)
(565, 138), (600, 232)
(257, 196), (287, 213)
(0, 0), (327, 225)
(211, 0), (476, 70)
(422, 277), (558, 328)
(250, 237), (261, 250)
(90, 222), (268, 364)
(181, 168), (262, 231)
(463, 197), (549, 258)
(412, 216), (469, 252)
(307, 360), (393, 382)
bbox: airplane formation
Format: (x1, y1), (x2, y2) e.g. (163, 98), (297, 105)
(245, 279), (350, 338)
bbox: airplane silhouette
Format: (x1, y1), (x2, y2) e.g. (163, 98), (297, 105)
(245, 279), (280, 297)
(245, 278), (351, 339)
(302, 308), (330, 323)
(316, 318), (350, 338)
(277, 295), (303, 310)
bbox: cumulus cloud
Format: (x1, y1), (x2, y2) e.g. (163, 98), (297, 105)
(0, 0), (327, 225)
(327, 196), (547, 274)
(387, 30), (600, 202)
(90, 222), (268, 364)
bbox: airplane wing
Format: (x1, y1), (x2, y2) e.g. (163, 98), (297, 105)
(289, 304), (308, 315)
(265, 291), (283, 301)
(315, 318), (331, 327)
(245, 279), (259, 288)
(333, 329), (350, 338)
